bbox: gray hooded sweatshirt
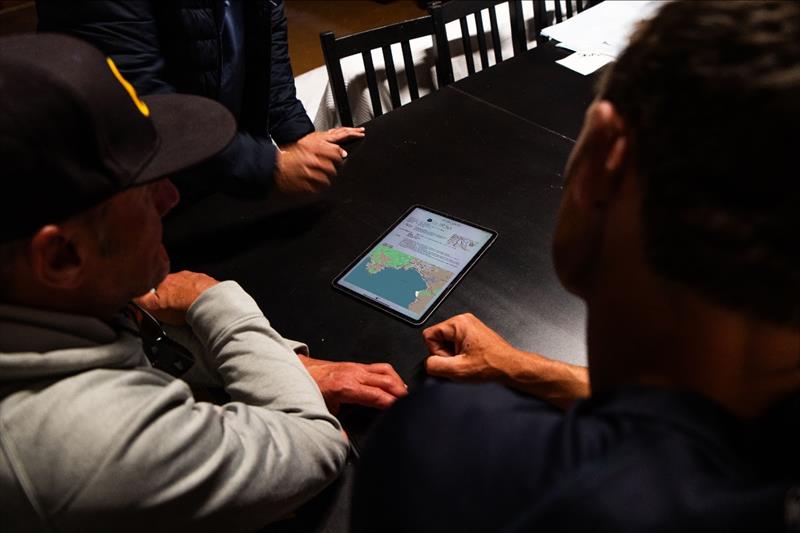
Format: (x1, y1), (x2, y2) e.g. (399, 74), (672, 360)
(0, 281), (349, 532)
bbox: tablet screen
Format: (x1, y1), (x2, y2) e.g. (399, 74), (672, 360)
(334, 206), (497, 325)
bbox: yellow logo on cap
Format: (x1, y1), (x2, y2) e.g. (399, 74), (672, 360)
(106, 57), (150, 117)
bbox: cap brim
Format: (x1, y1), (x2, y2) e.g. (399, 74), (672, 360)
(135, 93), (236, 184)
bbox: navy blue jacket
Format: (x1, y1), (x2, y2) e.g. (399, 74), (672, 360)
(354, 381), (800, 532)
(37, 0), (314, 196)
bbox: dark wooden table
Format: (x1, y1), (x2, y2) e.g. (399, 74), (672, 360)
(451, 42), (598, 141)
(164, 43), (598, 533)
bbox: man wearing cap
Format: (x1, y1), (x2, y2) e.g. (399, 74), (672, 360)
(0, 33), (367, 532)
(36, 0), (365, 201)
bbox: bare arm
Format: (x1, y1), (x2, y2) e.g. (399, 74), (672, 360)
(423, 313), (589, 409)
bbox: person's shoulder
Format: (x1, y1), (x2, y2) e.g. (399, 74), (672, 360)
(354, 381), (610, 532)
(1, 366), (186, 452)
(515, 389), (795, 533)
(362, 382), (567, 483)
(0, 367), (186, 511)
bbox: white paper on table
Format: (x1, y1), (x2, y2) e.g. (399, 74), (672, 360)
(555, 50), (614, 75)
(542, 0), (663, 56)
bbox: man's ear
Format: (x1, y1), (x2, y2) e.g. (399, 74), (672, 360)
(566, 100), (629, 210)
(29, 224), (88, 290)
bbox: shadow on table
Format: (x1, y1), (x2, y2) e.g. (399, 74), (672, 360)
(163, 194), (334, 269)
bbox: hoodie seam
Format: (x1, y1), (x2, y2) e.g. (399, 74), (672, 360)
(0, 416), (55, 532)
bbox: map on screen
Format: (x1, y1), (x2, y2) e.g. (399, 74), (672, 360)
(335, 206), (496, 324)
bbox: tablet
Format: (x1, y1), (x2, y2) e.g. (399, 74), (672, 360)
(333, 205), (497, 326)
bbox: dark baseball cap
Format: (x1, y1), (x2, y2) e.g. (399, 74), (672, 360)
(0, 33), (236, 243)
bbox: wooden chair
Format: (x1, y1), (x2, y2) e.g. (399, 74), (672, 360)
(428, 0), (528, 86)
(514, 0), (602, 47)
(535, 0), (603, 32)
(320, 15), (435, 127)
(553, 0), (594, 24)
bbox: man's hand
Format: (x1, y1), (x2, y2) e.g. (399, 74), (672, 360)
(274, 127), (365, 195)
(133, 271), (219, 325)
(423, 313), (590, 409)
(424, 313), (525, 382)
(299, 356), (407, 413)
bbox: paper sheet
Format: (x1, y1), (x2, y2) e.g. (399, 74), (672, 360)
(556, 51), (614, 75)
(543, 0), (662, 74)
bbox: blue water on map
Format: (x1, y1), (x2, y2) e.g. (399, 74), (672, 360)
(343, 257), (427, 308)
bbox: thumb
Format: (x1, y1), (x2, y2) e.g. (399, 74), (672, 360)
(425, 354), (468, 379)
(132, 289), (158, 310)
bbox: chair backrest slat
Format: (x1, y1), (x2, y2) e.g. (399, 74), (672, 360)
(430, 5), (453, 85)
(320, 31), (354, 126)
(336, 16), (433, 58)
(532, 0), (547, 46)
(474, 12), (490, 69)
(488, 5), (502, 63)
(566, 0), (574, 18)
(429, 0), (527, 87)
(361, 50), (383, 117)
(381, 45), (402, 109)
(459, 17), (476, 75)
(320, 15), (434, 125)
(508, 0), (526, 55)
(554, 1), (564, 24)
(400, 39), (420, 100)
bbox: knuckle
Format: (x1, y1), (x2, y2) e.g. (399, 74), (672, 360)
(340, 383), (359, 397)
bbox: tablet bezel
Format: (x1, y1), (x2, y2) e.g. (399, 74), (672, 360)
(332, 204), (498, 327)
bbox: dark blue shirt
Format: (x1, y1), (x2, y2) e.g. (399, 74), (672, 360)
(219, 0), (246, 119)
(353, 381), (800, 532)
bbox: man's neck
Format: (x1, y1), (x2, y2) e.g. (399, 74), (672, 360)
(586, 272), (800, 419)
(3, 277), (122, 323)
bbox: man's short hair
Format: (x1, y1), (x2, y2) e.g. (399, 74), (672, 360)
(598, 0), (800, 326)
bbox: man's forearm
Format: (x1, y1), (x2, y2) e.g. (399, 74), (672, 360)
(500, 351), (590, 409)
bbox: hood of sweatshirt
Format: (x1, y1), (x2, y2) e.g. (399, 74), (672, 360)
(0, 303), (147, 381)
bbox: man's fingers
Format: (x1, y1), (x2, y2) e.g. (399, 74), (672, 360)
(306, 359), (408, 410)
(324, 127), (365, 143)
(132, 290), (158, 310)
(361, 369), (408, 398)
(308, 153), (339, 178)
(305, 138), (345, 163)
(422, 321), (459, 356)
(368, 362), (405, 380)
(302, 170), (332, 191)
(425, 354), (469, 379)
(318, 156), (338, 176)
(345, 385), (398, 410)
(424, 337), (456, 357)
